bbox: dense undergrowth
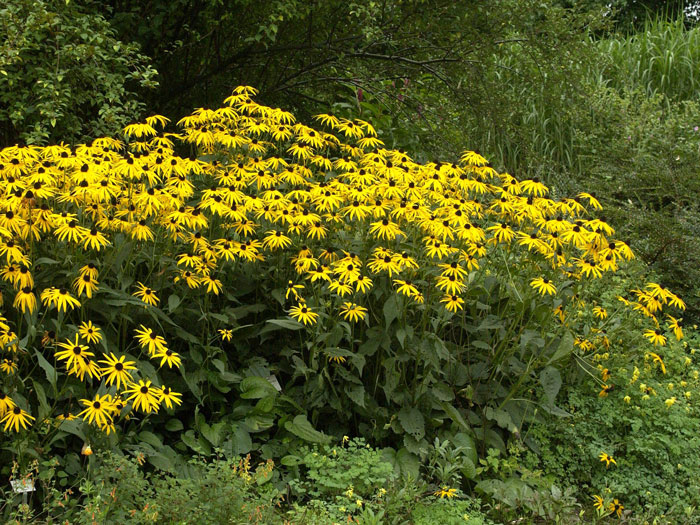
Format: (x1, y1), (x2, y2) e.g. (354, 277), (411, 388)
(0, 85), (697, 523)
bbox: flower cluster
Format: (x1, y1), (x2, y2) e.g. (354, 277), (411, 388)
(0, 85), (686, 437)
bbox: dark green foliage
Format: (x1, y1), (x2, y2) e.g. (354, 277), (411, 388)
(0, 0), (157, 146)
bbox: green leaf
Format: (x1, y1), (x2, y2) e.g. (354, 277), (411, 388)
(167, 294), (181, 313)
(280, 455), (302, 466)
(138, 431), (162, 448)
(440, 402), (471, 433)
(32, 380), (50, 420)
(395, 447), (420, 479)
(148, 453), (175, 473)
(383, 296), (400, 327)
(231, 425), (252, 455)
(240, 376), (278, 399)
(284, 415), (331, 444)
(485, 407), (516, 432)
(259, 318), (304, 334)
(397, 407), (425, 440)
(540, 366), (562, 405)
(165, 419), (183, 432)
(452, 432), (478, 466)
(346, 384), (366, 408)
(35, 350), (57, 390)
(548, 331), (574, 364)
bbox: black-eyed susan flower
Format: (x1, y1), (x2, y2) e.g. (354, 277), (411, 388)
(218, 329), (233, 342)
(339, 302), (367, 323)
(646, 352), (666, 374)
(394, 279), (420, 298)
(55, 335), (93, 372)
(98, 353), (136, 389)
(530, 277), (556, 296)
(123, 380), (160, 413)
(666, 315), (683, 341)
(262, 230), (292, 250)
(593, 306), (607, 320)
(78, 321), (102, 344)
(13, 287), (36, 313)
(154, 348), (182, 369)
(0, 391), (16, 415)
(354, 274), (373, 293)
(643, 328), (667, 347)
(592, 494), (605, 512)
(608, 499), (623, 518)
(1, 405), (35, 432)
(73, 273), (99, 298)
(190, 271), (217, 293)
(78, 394), (114, 427)
(599, 452), (616, 467)
(133, 282), (159, 306)
(157, 386), (182, 409)
(0, 359), (17, 375)
(434, 486), (458, 499)
(289, 302), (319, 326)
(134, 325), (168, 355)
(285, 281), (305, 300)
(440, 294), (464, 313)
(82, 227), (111, 251)
(599, 384), (614, 397)
(41, 287), (81, 312)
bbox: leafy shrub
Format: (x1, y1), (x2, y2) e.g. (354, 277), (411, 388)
(0, 0), (158, 146)
(0, 84), (688, 522)
(287, 437), (394, 500)
(526, 274), (700, 520)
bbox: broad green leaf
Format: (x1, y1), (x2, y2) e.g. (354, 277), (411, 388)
(547, 331), (574, 364)
(540, 366), (562, 405)
(346, 384), (366, 408)
(395, 447), (420, 479)
(35, 350), (57, 390)
(167, 294), (181, 312)
(138, 431), (163, 448)
(165, 419), (184, 432)
(284, 415), (331, 444)
(240, 376), (278, 399)
(397, 407), (425, 440)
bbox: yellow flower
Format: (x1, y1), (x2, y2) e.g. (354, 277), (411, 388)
(78, 321), (102, 344)
(218, 329), (233, 342)
(666, 315), (683, 341)
(55, 335), (93, 373)
(133, 282), (160, 306)
(339, 302), (367, 323)
(643, 328), (666, 346)
(665, 397), (677, 408)
(41, 287), (81, 312)
(599, 452), (617, 467)
(434, 486), (458, 499)
(134, 325), (168, 355)
(289, 302), (319, 326)
(78, 394), (115, 427)
(593, 306), (607, 320)
(157, 386), (183, 409)
(608, 499), (624, 518)
(1, 405), (35, 432)
(123, 380), (161, 414)
(646, 352), (666, 374)
(440, 294), (464, 313)
(98, 353), (136, 389)
(530, 277), (556, 296)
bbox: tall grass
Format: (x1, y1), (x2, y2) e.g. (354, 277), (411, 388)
(472, 16), (700, 177)
(596, 17), (700, 102)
